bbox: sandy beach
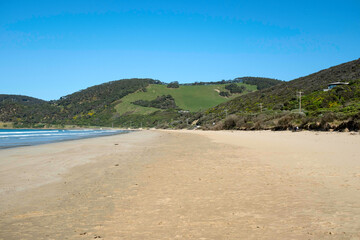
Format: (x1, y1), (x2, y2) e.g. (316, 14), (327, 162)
(0, 130), (359, 239)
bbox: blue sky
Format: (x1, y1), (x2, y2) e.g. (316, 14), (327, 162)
(1, 0), (359, 100)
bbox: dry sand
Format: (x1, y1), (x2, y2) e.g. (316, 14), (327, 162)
(0, 130), (359, 239)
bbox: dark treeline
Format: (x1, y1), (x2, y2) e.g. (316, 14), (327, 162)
(0, 95), (46, 105)
(182, 77), (283, 90)
(167, 81), (180, 88)
(225, 83), (246, 93)
(132, 95), (179, 109)
(234, 77), (284, 90)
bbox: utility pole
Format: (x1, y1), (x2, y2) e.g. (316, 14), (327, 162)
(297, 91), (303, 113)
(225, 109), (228, 118)
(259, 103), (263, 112)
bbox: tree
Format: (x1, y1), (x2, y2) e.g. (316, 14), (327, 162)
(219, 91), (230, 97)
(167, 81), (180, 88)
(225, 83), (245, 93)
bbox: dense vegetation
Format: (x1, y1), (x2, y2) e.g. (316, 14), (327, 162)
(225, 83), (246, 94)
(0, 78), (159, 127)
(219, 91), (230, 97)
(234, 77), (284, 90)
(0, 95), (46, 105)
(194, 59), (360, 131)
(167, 81), (180, 88)
(183, 77), (283, 90)
(205, 59), (360, 115)
(56, 78), (158, 116)
(132, 95), (178, 109)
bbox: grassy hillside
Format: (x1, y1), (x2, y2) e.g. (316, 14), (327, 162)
(115, 83), (256, 115)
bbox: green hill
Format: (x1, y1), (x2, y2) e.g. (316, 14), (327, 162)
(0, 94), (55, 127)
(1, 77), (279, 128)
(196, 58), (360, 131)
(56, 78), (157, 116)
(114, 83), (256, 115)
(0, 79), (157, 127)
(206, 58), (360, 114)
(4, 58), (360, 132)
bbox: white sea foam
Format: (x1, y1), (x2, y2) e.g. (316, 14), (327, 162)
(0, 130), (60, 135)
(0, 129), (128, 149)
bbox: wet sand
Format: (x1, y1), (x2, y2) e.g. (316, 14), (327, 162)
(0, 130), (359, 239)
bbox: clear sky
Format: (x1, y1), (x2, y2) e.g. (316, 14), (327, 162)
(1, 0), (359, 100)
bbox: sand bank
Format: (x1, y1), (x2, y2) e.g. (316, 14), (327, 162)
(0, 130), (359, 239)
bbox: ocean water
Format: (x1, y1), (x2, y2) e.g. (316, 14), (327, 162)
(0, 129), (130, 149)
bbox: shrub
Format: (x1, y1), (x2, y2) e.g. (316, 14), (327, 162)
(223, 115), (239, 129)
(225, 83), (245, 94)
(132, 95), (178, 109)
(322, 112), (336, 123)
(219, 91), (230, 97)
(253, 122), (263, 130)
(167, 81), (180, 88)
(277, 115), (293, 126)
(212, 122), (224, 130)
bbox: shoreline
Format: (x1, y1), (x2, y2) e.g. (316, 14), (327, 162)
(0, 128), (134, 150)
(1, 130), (359, 239)
(0, 130), (148, 197)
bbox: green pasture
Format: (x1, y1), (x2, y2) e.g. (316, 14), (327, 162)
(115, 83), (256, 115)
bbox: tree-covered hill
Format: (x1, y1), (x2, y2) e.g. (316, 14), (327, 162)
(207, 58), (360, 115)
(196, 58), (360, 131)
(58, 79), (161, 104)
(0, 95), (57, 126)
(0, 94), (46, 105)
(55, 78), (160, 114)
(0, 79), (160, 127)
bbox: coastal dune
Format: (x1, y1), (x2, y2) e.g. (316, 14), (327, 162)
(0, 130), (359, 239)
